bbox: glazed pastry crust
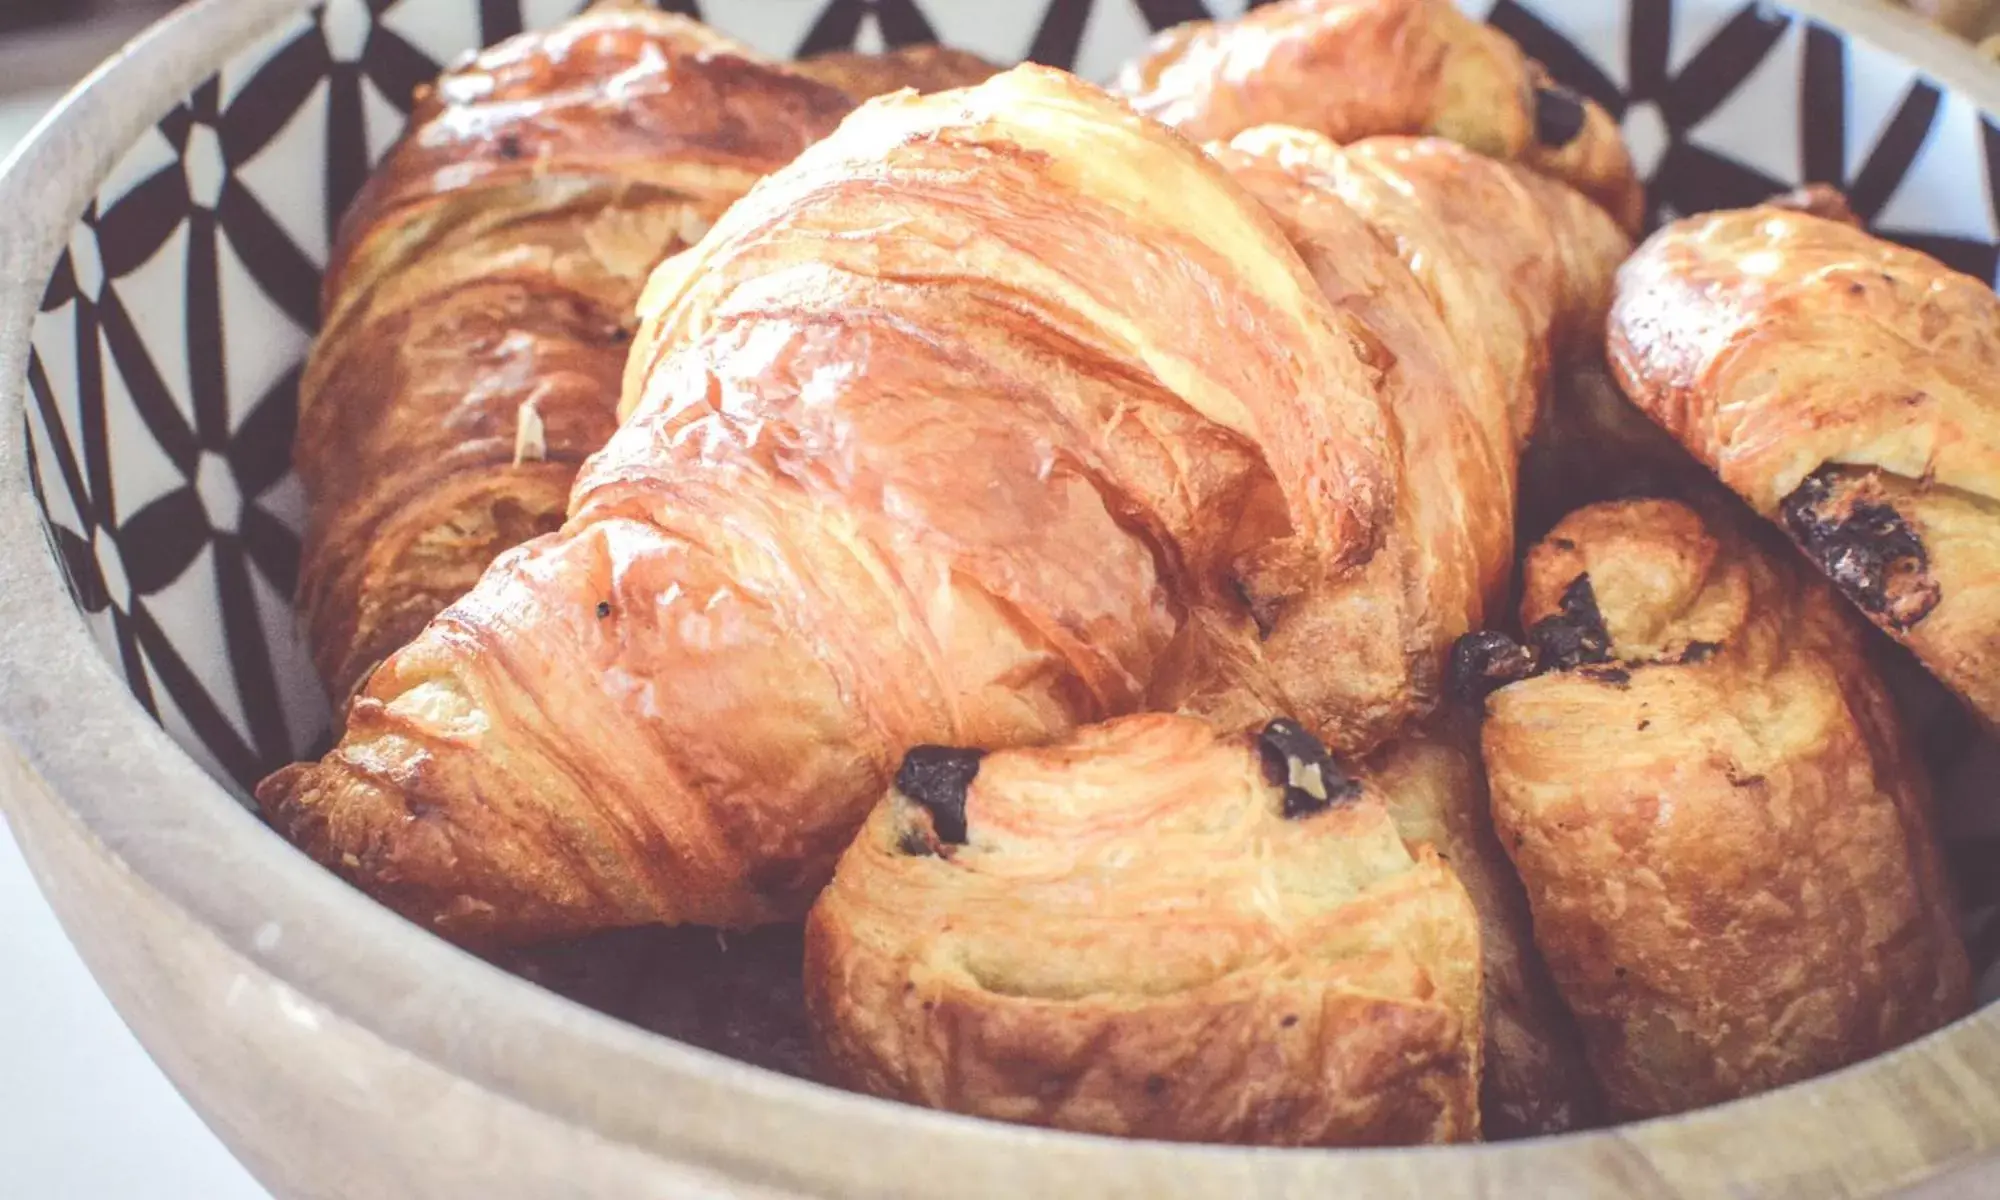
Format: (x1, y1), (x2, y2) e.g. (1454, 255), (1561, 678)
(1363, 715), (1600, 1137)
(804, 714), (1484, 1146)
(1608, 204), (2000, 728)
(259, 68), (1405, 946)
(295, 6), (853, 704)
(1116, 0), (1643, 231)
(1480, 499), (1971, 1118)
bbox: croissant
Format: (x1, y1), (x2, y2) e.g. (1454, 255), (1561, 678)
(1150, 127), (1627, 750)
(1458, 498), (1971, 1118)
(1116, 0), (1644, 232)
(291, 6), (853, 706)
(260, 66), (1406, 945)
(804, 714), (1484, 1146)
(1608, 202), (2000, 731)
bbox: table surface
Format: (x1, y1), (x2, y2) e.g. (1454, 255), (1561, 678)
(0, 87), (270, 1200)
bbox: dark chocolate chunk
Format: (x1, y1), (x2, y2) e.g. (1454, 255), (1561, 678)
(1781, 467), (1942, 630)
(1678, 641), (1721, 664)
(1257, 718), (1360, 819)
(596, 601), (612, 619)
(1529, 575), (1613, 670)
(1534, 86), (1587, 148)
(1448, 630), (1540, 704)
(894, 745), (987, 845)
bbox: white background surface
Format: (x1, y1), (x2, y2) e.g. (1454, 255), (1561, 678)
(0, 94), (270, 1200)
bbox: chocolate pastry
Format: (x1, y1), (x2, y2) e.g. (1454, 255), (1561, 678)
(805, 714), (1483, 1146)
(1469, 498), (1970, 1118)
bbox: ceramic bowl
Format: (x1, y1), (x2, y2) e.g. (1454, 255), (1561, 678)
(4, 1), (2000, 1196)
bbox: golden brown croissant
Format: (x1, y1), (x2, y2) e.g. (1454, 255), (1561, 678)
(260, 67), (1409, 946)
(793, 43), (1000, 99)
(293, 6), (854, 706)
(1361, 715), (1601, 1137)
(1153, 127), (1628, 752)
(1116, 0), (1644, 232)
(1608, 203), (2000, 732)
(1460, 498), (1971, 1119)
(804, 713), (1484, 1146)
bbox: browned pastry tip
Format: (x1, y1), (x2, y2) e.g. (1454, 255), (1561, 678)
(293, 9), (856, 707)
(792, 43), (1002, 99)
(1608, 202), (2000, 729)
(1466, 498), (1971, 1119)
(1116, 0), (1644, 232)
(804, 713), (1484, 1146)
(259, 66), (1407, 947)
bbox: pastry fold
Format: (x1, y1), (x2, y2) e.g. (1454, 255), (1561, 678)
(261, 67), (1403, 945)
(1608, 203), (2000, 729)
(1466, 498), (1970, 1118)
(805, 713), (1484, 1146)
(295, 6), (854, 705)
(1116, 0), (1644, 231)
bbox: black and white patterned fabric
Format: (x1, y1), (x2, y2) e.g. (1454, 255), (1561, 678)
(19, 0), (2000, 986)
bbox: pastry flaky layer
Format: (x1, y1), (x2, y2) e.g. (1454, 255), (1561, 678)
(293, 4), (856, 706)
(1116, 0), (1644, 233)
(1608, 203), (2000, 729)
(1465, 499), (1971, 1119)
(805, 713), (1484, 1147)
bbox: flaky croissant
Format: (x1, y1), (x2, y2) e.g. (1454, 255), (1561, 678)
(1170, 127), (1626, 750)
(1460, 498), (1971, 1119)
(805, 714), (1484, 1146)
(1608, 203), (2000, 731)
(261, 66), (1409, 945)
(1116, 0), (1644, 232)
(293, 6), (854, 706)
